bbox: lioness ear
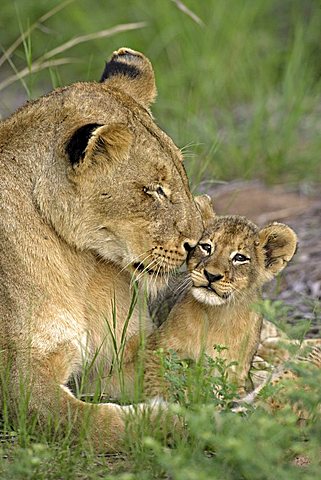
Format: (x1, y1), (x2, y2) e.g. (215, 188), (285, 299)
(194, 194), (216, 228)
(66, 123), (133, 171)
(100, 47), (157, 109)
(259, 222), (297, 278)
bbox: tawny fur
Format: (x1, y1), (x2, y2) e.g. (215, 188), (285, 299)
(142, 199), (297, 398)
(0, 47), (203, 451)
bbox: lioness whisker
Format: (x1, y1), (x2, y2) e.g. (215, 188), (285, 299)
(130, 253), (156, 286)
(174, 275), (192, 297)
(150, 258), (163, 293)
(134, 256), (160, 285)
(165, 263), (171, 289)
(117, 250), (151, 276)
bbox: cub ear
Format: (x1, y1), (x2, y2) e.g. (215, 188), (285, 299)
(259, 222), (297, 278)
(194, 194), (216, 229)
(100, 47), (157, 109)
(66, 123), (133, 171)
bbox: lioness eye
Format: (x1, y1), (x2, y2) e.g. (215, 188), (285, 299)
(233, 253), (250, 264)
(143, 186), (167, 198)
(156, 186), (166, 197)
(199, 243), (212, 255)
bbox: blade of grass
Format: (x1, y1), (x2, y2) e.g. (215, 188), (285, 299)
(15, 9), (32, 73)
(0, 0), (75, 68)
(41, 22), (147, 62)
(119, 284), (139, 367)
(0, 58), (78, 92)
(0, 22), (147, 93)
(171, 0), (204, 27)
(76, 337), (107, 399)
(0, 43), (31, 97)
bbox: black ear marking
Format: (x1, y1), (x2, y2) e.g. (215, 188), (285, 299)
(66, 123), (102, 167)
(263, 234), (287, 267)
(100, 59), (139, 83)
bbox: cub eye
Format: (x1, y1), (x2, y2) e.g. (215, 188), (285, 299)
(232, 253), (250, 264)
(199, 243), (212, 256)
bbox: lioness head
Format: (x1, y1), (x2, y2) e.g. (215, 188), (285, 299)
(189, 197), (297, 306)
(32, 48), (203, 286)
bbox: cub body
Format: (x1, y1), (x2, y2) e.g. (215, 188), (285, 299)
(144, 205), (297, 397)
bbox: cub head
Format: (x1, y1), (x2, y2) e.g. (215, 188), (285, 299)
(188, 205), (297, 306)
(35, 48), (203, 290)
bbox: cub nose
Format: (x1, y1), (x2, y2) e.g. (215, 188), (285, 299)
(204, 270), (223, 283)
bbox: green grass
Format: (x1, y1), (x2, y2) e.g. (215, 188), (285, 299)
(0, 0), (321, 183)
(0, 1), (321, 478)
(1, 336), (321, 479)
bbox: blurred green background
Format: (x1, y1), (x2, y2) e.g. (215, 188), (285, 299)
(1, 0), (320, 184)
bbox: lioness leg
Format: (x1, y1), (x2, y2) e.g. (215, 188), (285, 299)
(4, 344), (167, 452)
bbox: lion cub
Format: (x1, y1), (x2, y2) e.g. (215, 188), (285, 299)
(143, 203), (297, 398)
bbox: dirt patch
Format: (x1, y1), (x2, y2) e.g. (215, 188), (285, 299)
(201, 181), (321, 337)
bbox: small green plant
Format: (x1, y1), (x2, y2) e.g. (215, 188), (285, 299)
(157, 345), (238, 409)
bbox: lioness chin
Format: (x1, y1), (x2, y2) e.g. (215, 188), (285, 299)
(0, 47), (203, 451)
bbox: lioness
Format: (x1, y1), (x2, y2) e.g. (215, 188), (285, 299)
(0, 48), (203, 451)
(143, 197), (298, 398)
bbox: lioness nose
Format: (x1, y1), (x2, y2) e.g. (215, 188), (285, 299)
(183, 240), (198, 253)
(204, 270), (223, 283)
